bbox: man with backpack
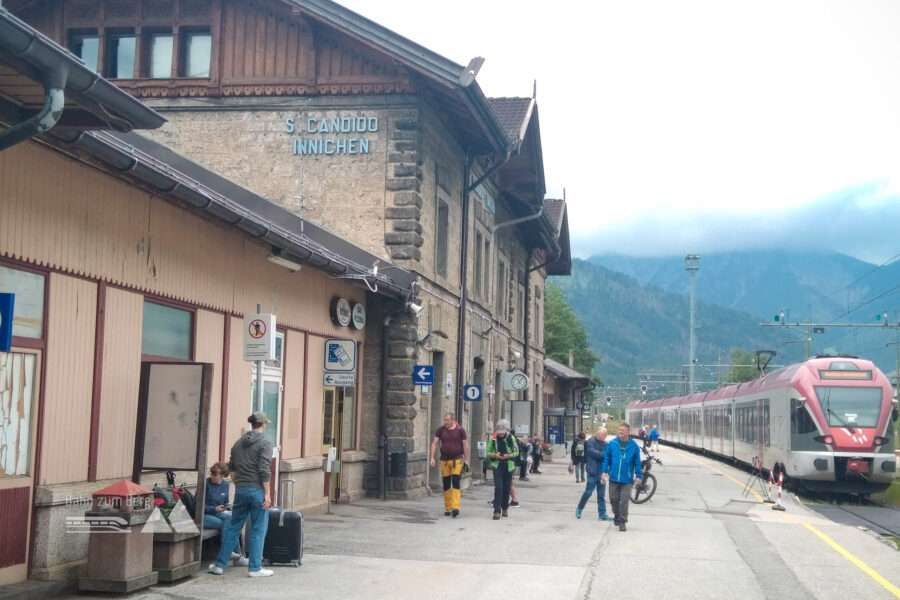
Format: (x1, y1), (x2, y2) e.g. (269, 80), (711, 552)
(429, 411), (469, 518)
(571, 432), (587, 483)
(574, 427), (614, 521)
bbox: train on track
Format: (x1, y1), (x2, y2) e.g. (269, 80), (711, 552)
(626, 356), (899, 495)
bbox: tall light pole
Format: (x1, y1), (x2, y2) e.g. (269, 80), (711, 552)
(685, 254), (700, 394)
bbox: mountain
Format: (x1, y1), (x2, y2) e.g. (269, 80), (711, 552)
(589, 250), (900, 323)
(549, 259), (807, 392)
(554, 251), (900, 392)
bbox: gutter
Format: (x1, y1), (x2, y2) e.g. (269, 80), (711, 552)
(0, 6), (164, 152)
(0, 62), (66, 151)
(53, 129), (416, 299)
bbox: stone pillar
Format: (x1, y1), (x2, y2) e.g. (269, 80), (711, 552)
(384, 312), (423, 498)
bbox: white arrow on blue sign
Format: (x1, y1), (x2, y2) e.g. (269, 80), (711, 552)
(413, 365), (434, 385)
(464, 384), (482, 402)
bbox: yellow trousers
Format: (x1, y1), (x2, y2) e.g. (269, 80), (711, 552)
(440, 459), (463, 510)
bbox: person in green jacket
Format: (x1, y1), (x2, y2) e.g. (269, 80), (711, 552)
(487, 419), (518, 520)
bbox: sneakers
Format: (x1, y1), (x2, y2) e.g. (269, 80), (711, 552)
(509, 501), (520, 507)
(575, 507), (582, 519)
(519, 476), (530, 481)
(492, 510), (501, 520)
(248, 568), (274, 577)
(231, 553), (249, 567)
(451, 509), (459, 518)
(444, 511), (452, 516)
(619, 523), (627, 532)
(208, 564), (223, 575)
(501, 509), (508, 517)
(600, 514), (614, 521)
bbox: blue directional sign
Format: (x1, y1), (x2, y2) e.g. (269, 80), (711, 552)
(0, 294), (13, 353)
(463, 384), (482, 402)
(413, 365), (434, 385)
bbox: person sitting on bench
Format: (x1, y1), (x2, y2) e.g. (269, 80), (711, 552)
(203, 462), (246, 565)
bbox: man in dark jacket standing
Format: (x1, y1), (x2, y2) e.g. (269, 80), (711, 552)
(575, 427), (614, 520)
(602, 422), (643, 532)
(209, 411), (274, 577)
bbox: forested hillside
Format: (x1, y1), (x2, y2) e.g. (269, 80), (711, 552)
(550, 259), (807, 387)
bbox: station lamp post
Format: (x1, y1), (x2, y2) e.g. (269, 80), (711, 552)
(685, 254), (700, 394)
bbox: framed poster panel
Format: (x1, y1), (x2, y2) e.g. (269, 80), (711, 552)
(133, 362), (213, 472)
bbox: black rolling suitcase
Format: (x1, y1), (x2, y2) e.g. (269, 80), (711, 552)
(262, 479), (303, 567)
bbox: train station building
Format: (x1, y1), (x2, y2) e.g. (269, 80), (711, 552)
(0, 0), (570, 588)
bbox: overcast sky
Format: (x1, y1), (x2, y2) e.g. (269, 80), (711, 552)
(336, 1), (900, 265)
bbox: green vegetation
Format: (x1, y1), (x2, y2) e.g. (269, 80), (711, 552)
(874, 479), (900, 507)
(724, 348), (758, 383)
(544, 282), (601, 379)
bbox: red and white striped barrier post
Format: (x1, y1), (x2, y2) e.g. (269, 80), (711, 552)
(772, 472), (786, 511)
(763, 470), (775, 504)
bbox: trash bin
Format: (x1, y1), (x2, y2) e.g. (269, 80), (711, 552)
(390, 452), (407, 478)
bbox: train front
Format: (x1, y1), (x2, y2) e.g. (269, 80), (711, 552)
(791, 357), (898, 494)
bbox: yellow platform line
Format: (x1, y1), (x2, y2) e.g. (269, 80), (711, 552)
(678, 450), (900, 598)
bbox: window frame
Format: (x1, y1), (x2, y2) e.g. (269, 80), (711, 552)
(105, 29), (137, 79)
(140, 298), (195, 362)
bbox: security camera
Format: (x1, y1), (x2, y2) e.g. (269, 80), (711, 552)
(406, 302), (424, 316)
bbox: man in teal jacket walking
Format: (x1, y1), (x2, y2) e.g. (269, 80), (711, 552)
(601, 422), (642, 532)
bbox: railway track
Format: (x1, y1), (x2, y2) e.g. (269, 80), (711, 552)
(804, 496), (900, 538)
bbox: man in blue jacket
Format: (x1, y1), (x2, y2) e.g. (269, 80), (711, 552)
(575, 426), (614, 520)
(601, 422), (643, 532)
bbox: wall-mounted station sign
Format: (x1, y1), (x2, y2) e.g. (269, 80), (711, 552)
(284, 114), (379, 156)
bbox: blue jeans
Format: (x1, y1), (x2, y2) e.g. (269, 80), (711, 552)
(204, 512), (241, 555)
(215, 487), (269, 571)
(575, 462), (586, 481)
(576, 472), (609, 517)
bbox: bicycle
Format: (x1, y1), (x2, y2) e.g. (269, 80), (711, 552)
(631, 449), (662, 504)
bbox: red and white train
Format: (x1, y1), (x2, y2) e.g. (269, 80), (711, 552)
(626, 356), (899, 494)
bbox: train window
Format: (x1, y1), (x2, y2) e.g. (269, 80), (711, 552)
(814, 386), (882, 428)
(791, 399), (817, 434)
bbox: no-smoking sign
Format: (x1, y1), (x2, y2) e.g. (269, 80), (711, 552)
(243, 313), (276, 361)
(248, 319), (267, 339)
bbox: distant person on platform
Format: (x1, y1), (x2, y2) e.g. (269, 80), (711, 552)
(571, 431), (587, 483)
(601, 422), (643, 532)
(650, 425), (660, 452)
(530, 437), (543, 474)
(575, 427), (614, 521)
(487, 419), (519, 520)
(208, 411), (274, 577)
(430, 411), (470, 518)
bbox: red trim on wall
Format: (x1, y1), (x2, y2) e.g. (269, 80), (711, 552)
(87, 281), (107, 482)
(301, 334), (308, 459)
(278, 329), (287, 458)
(219, 315), (231, 461)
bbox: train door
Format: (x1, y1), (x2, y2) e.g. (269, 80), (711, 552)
(755, 398), (766, 467)
(727, 401), (734, 458)
(0, 350), (39, 586)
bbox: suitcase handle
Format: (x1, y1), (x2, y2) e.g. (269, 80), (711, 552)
(281, 478), (296, 511)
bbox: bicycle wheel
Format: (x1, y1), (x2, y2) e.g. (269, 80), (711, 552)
(631, 473), (657, 504)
